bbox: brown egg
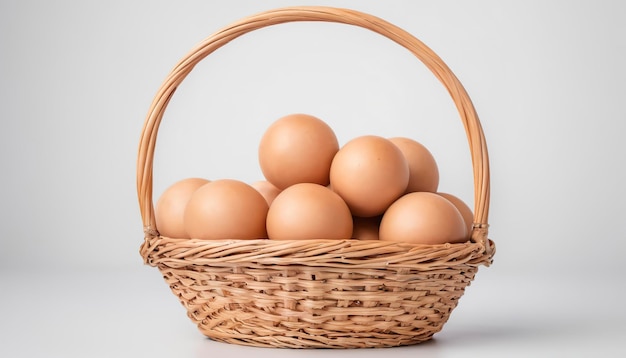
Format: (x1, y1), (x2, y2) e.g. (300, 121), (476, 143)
(389, 137), (439, 193)
(184, 179), (269, 240)
(267, 183), (352, 240)
(251, 180), (282, 206)
(379, 192), (467, 244)
(352, 216), (381, 240)
(438, 192), (474, 239)
(330, 135), (409, 217)
(154, 177), (210, 238)
(258, 113), (339, 189)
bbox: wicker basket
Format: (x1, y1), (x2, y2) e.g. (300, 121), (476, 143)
(137, 6), (495, 349)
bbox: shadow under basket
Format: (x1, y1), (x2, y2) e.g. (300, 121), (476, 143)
(137, 6), (495, 349)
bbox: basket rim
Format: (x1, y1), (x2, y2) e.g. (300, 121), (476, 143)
(141, 236), (494, 269)
(136, 6), (492, 257)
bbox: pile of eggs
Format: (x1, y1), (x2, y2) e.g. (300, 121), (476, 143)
(155, 113), (473, 245)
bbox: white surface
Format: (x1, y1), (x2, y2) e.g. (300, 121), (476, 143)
(1, 267), (624, 357)
(1, 0), (625, 356)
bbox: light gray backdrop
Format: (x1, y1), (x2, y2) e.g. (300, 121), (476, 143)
(1, 0), (624, 278)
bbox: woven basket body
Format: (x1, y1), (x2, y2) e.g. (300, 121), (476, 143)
(137, 6), (495, 349)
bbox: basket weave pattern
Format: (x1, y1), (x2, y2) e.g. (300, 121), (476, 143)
(137, 6), (495, 349)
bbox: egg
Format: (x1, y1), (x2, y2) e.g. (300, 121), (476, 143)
(437, 192), (473, 239)
(330, 135), (409, 217)
(379, 192), (467, 245)
(184, 179), (269, 240)
(352, 216), (381, 240)
(258, 113), (339, 189)
(251, 180), (282, 206)
(154, 177), (210, 238)
(266, 183), (353, 240)
(389, 137), (439, 193)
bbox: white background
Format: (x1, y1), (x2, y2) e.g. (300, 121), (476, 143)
(1, 0), (625, 357)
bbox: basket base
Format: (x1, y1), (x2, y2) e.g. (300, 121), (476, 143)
(199, 326), (438, 349)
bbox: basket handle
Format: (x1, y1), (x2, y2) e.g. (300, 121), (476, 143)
(137, 6), (491, 251)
